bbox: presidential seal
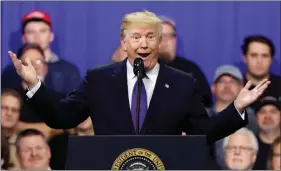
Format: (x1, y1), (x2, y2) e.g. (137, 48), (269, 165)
(111, 148), (165, 170)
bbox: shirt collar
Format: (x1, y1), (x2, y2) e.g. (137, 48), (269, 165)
(126, 59), (159, 82)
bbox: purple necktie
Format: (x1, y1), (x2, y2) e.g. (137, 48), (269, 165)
(131, 79), (147, 132)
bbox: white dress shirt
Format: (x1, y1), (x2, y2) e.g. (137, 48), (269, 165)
(126, 60), (159, 109)
(26, 60), (245, 119)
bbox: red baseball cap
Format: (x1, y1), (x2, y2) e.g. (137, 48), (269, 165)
(22, 10), (52, 27)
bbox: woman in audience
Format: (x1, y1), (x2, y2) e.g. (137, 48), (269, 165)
(267, 136), (280, 170)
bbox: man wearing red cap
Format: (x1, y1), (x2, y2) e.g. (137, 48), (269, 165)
(21, 10), (54, 62)
(2, 10), (81, 95)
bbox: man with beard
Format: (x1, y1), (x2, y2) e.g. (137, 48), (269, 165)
(253, 96), (280, 170)
(209, 65), (244, 117)
(241, 35), (281, 110)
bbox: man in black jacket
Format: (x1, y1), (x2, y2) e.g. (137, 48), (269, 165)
(158, 15), (213, 108)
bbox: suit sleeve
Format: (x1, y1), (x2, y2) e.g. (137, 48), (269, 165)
(27, 74), (90, 129)
(191, 64), (213, 108)
(65, 64), (82, 95)
(182, 80), (248, 145)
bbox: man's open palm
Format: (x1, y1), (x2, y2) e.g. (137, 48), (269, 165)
(8, 51), (38, 88)
(235, 79), (271, 111)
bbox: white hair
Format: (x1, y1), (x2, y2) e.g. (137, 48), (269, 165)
(223, 127), (259, 153)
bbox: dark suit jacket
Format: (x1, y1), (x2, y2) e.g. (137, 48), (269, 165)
(28, 59), (248, 144)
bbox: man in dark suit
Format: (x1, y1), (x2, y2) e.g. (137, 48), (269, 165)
(8, 10), (270, 145)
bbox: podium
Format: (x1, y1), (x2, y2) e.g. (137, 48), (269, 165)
(66, 135), (212, 170)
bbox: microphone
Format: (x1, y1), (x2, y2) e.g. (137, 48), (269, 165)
(133, 58), (145, 79)
(133, 58), (144, 134)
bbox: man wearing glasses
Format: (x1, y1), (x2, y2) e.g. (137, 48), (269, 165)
(222, 127), (258, 170)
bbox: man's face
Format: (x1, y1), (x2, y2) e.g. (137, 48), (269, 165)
(212, 75), (243, 103)
(1, 95), (20, 130)
(17, 135), (51, 170)
(121, 24), (161, 71)
(243, 42), (272, 79)
(224, 134), (257, 170)
(159, 23), (177, 60)
(22, 21), (54, 51)
(256, 105), (280, 133)
(21, 49), (48, 80)
(272, 142), (280, 170)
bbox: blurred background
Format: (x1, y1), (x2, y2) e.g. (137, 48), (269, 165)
(1, 1), (280, 79)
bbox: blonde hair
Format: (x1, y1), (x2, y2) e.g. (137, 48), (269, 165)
(120, 10), (162, 39)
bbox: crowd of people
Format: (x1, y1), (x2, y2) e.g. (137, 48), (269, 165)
(1, 9), (280, 170)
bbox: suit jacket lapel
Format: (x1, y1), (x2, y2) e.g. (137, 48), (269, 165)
(112, 59), (136, 134)
(140, 62), (172, 134)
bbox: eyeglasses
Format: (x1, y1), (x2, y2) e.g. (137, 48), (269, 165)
(1, 105), (20, 113)
(31, 59), (45, 66)
(225, 145), (254, 154)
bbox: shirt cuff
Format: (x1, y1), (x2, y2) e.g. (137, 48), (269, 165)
(239, 111), (245, 120)
(234, 101), (245, 120)
(26, 80), (41, 99)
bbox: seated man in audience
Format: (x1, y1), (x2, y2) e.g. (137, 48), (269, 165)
(1, 89), (22, 169)
(223, 128), (258, 170)
(16, 129), (51, 170)
(241, 35), (281, 110)
(158, 15), (213, 108)
(110, 45), (127, 63)
(267, 136), (280, 170)
(2, 9), (81, 94)
(48, 117), (94, 170)
(253, 96), (280, 170)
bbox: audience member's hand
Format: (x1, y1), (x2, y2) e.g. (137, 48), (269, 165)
(234, 79), (271, 112)
(8, 51), (38, 89)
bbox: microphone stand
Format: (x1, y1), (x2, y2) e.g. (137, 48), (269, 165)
(136, 76), (142, 134)
(133, 58), (144, 135)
